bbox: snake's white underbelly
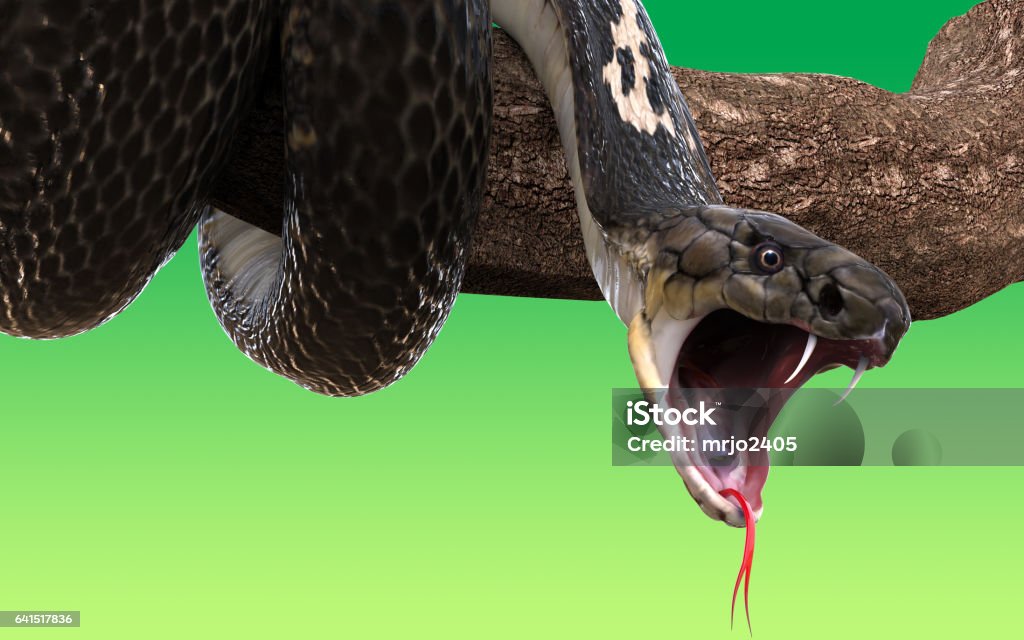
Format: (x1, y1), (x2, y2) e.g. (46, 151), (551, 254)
(492, 0), (645, 325)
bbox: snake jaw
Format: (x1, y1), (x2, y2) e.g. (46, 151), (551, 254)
(628, 310), (751, 527)
(628, 265), (909, 528)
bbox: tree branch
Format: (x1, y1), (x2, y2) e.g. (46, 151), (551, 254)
(209, 0), (1024, 321)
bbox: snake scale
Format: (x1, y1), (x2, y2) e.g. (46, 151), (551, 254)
(0, 0), (910, 526)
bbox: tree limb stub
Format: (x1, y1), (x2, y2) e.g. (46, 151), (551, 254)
(209, 0), (1024, 321)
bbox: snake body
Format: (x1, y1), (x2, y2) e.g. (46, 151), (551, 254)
(0, 0), (910, 525)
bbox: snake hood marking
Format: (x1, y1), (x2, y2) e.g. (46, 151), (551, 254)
(599, 0), (676, 138)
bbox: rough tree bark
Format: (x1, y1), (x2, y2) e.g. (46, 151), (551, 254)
(209, 0), (1023, 321)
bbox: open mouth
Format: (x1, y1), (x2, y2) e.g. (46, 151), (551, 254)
(629, 308), (898, 527)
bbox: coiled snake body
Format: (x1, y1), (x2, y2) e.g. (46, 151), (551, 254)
(0, 0), (910, 525)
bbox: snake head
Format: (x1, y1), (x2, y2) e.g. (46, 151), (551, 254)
(625, 204), (911, 527)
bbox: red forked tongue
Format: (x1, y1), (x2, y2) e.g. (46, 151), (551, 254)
(720, 488), (755, 634)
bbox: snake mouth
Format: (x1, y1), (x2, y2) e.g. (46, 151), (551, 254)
(629, 308), (900, 528)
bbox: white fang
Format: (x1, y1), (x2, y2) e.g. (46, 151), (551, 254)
(784, 333), (817, 384)
(835, 356), (869, 405)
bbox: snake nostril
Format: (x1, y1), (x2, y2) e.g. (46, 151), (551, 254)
(819, 283), (845, 319)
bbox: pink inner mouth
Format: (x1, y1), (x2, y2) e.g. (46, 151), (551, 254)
(670, 309), (891, 515)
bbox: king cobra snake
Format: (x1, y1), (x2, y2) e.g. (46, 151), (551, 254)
(0, 0), (910, 526)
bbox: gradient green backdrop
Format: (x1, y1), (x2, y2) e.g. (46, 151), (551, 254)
(1, 1), (1020, 637)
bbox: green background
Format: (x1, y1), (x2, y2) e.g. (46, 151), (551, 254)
(1, 1), (1020, 637)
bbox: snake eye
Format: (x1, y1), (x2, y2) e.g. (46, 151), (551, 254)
(752, 242), (784, 274)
